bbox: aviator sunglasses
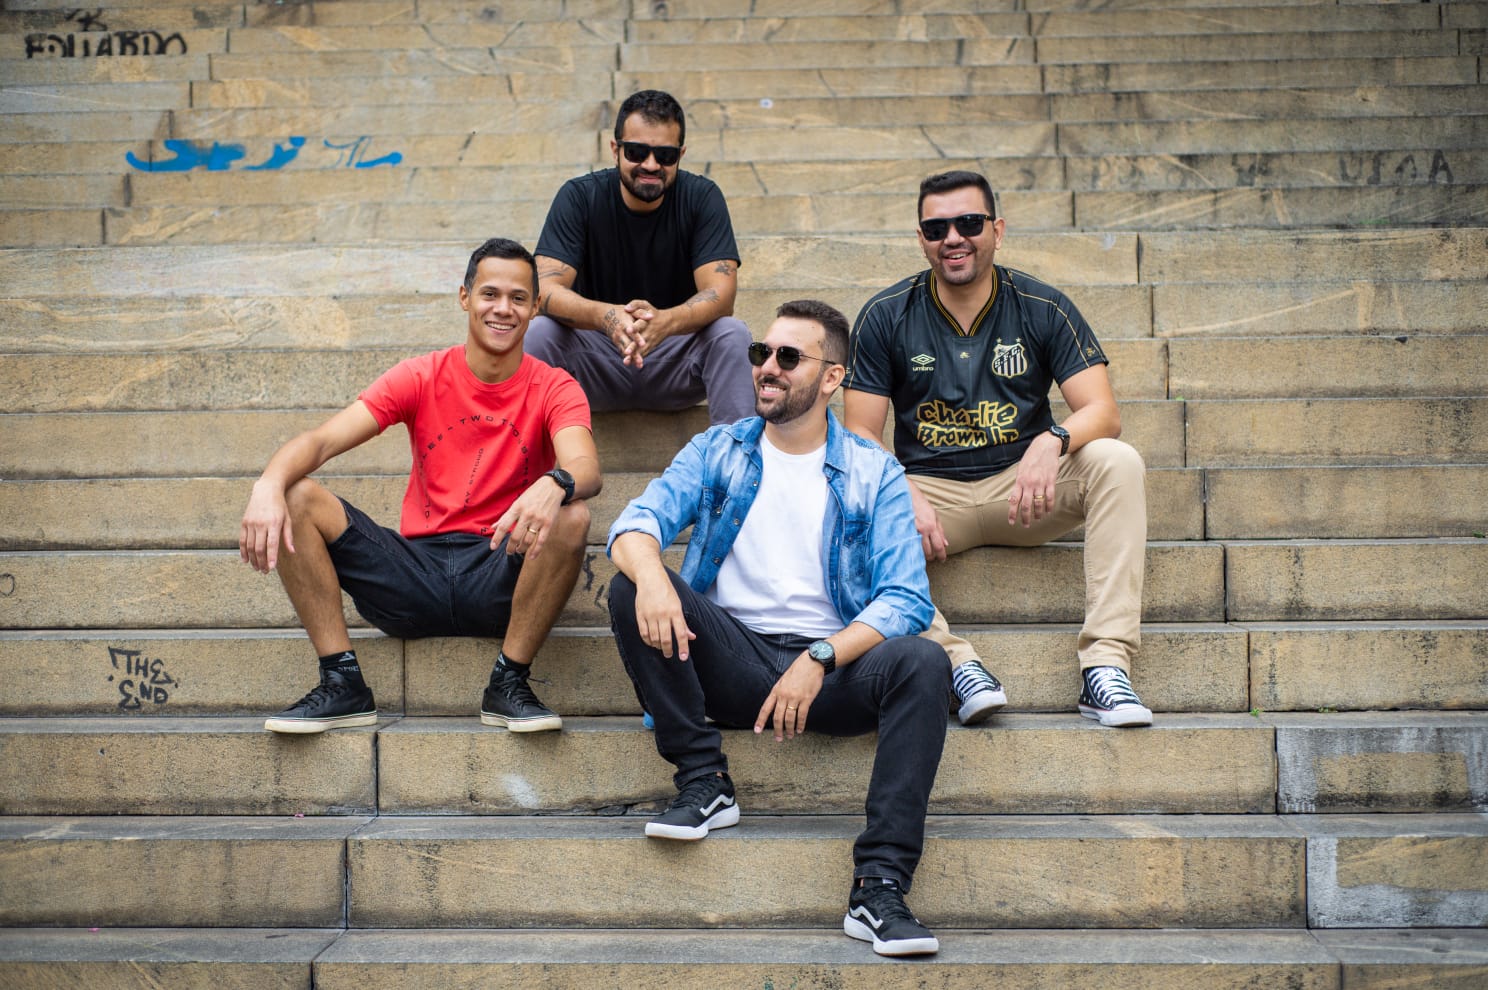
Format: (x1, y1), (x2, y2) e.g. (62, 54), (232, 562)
(619, 141), (682, 167)
(747, 341), (832, 371)
(919, 212), (994, 241)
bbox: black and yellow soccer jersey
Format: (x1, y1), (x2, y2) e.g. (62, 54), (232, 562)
(845, 266), (1108, 481)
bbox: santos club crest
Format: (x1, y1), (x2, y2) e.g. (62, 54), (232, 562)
(991, 339), (1028, 378)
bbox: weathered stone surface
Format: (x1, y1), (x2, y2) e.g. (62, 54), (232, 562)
(1319, 928), (1488, 990)
(1246, 620), (1488, 711)
(1142, 228), (1488, 284)
(629, 13), (1030, 43)
(1207, 466), (1488, 540)
(0, 109), (170, 143)
(1068, 148), (1483, 192)
(1271, 712), (1488, 813)
(0, 208), (100, 247)
(1034, 6), (1438, 37)
(376, 714), (1276, 815)
(221, 21), (622, 55)
(613, 65), (1044, 99)
(1153, 280), (1488, 337)
(0, 174), (124, 208)
(1186, 398), (1488, 466)
(1055, 85), (1484, 124)
(1037, 30), (1457, 64)
(192, 74), (608, 109)
(707, 156), (1065, 196)
(0, 140), (153, 174)
(1225, 540), (1488, 622)
(1299, 815), (1488, 928)
(0, 81), (188, 114)
(620, 38), (1034, 71)
(0, 928), (336, 990)
(1170, 335), (1488, 399)
(169, 99), (599, 138)
(0, 628), (403, 716)
(1060, 116), (1485, 156)
(0, 717), (377, 814)
(1078, 186), (1488, 230)
(347, 815), (1306, 928)
(1044, 55), (1478, 94)
(0, 815), (361, 927)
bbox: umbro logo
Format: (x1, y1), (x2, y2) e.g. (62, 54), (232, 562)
(910, 353), (935, 373)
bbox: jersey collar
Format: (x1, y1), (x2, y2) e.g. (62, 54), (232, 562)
(927, 267), (999, 338)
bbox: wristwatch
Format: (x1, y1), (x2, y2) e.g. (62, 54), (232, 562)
(544, 468), (575, 505)
(806, 639), (837, 674)
(1048, 425), (1071, 456)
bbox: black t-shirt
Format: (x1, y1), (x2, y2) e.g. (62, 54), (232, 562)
(534, 167), (740, 310)
(844, 266), (1108, 480)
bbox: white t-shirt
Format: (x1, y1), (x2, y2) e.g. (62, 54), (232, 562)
(706, 434), (839, 637)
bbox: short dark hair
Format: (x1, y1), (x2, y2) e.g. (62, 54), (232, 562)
(614, 89), (686, 147)
(917, 170), (997, 219)
(776, 299), (849, 365)
(464, 237), (537, 295)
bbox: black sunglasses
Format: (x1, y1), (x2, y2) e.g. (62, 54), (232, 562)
(748, 341), (831, 371)
(619, 141), (682, 167)
(919, 213), (994, 241)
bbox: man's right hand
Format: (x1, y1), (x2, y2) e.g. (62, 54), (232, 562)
(599, 303), (650, 367)
(908, 479), (949, 562)
(240, 480), (293, 574)
(633, 572), (696, 660)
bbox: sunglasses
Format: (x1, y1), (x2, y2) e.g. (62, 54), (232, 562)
(619, 141), (682, 167)
(747, 341), (832, 371)
(918, 213), (994, 241)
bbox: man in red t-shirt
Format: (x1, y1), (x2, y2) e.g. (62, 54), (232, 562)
(240, 238), (601, 734)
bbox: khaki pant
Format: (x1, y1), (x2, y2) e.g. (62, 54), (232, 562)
(915, 438), (1146, 673)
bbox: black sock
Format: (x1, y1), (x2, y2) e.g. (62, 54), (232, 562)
(319, 650), (363, 682)
(495, 651), (529, 676)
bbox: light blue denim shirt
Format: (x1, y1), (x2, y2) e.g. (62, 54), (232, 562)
(607, 412), (933, 640)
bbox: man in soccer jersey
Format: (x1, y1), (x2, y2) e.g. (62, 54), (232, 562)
(240, 238), (600, 735)
(843, 170), (1152, 729)
(526, 89), (753, 425)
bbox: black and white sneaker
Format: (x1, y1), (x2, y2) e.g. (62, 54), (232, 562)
(1078, 665), (1153, 727)
(480, 662), (563, 732)
(645, 772), (739, 840)
(264, 669), (377, 734)
(951, 659), (1007, 725)
(843, 878), (939, 956)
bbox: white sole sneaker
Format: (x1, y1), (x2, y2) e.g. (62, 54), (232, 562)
(843, 913), (940, 956)
(264, 711), (377, 734)
(480, 711), (563, 732)
(1079, 702), (1153, 727)
(644, 801), (740, 841)
(957, 686), (1008, 725)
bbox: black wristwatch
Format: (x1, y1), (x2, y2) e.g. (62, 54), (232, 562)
(544, 468), (575, 505)
(807, 639), (836, 674)
(1048, 425), (1071, 456)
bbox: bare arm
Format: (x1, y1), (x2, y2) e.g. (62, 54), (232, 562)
(490, 424), (602, 558)
(239, 401), (381, 572)
(534, 254), (636, 344)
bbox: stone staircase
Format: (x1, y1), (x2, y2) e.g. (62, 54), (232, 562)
(2, 0), (1486, 984)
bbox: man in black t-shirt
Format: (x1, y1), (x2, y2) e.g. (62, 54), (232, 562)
(844, 170), (1153, 730)
(526, 89), (753, 425)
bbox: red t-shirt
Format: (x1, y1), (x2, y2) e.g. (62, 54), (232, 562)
(359, 346), (591, 539)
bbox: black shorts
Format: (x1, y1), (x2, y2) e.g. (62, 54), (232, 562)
(326, 498), (522, 639)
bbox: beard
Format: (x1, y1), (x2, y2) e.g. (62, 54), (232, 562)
(620, 166), (671, 204)
(755, 366), (825, 425)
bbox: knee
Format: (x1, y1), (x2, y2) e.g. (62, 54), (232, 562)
(892, 638), (952, 701)
(550, 500), (591, 551)
(284, 477), (337, 522)
(607, 571), (637, 621)
(1082, 437), (1145, 485)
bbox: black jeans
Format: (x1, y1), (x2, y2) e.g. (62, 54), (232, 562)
(609, 569), (950, 890)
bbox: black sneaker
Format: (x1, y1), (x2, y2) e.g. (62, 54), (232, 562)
(481, 662), (563, 732)
(1078, 665), (1153, 727)
(843, 878), (939, 956)
(951, 658), (1007, 725)
(645, 772), (739, 840)
(264, 668), (377, 734)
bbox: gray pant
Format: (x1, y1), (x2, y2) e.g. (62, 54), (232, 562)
(524, 315), (755, 426)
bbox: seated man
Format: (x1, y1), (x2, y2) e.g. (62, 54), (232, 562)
(608, 299), (949, 957)
(239, 238), (600, 734)
(843, 170), (1151, 728)
(526, 88), (754, 426)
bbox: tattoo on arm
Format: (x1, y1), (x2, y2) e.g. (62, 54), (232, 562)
(713, 261), (736, 276)
(684, 289), (719, 312)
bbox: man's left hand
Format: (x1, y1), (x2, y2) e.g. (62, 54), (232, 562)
(489, 475), (565, 557)
(1006, 432), (1062, 527)
(621, 299), (667, 367)
(755, 654), (825, 741)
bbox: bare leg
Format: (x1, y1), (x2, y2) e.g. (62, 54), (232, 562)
(276, 478), (354, 656)
(500, 500), (591, 664)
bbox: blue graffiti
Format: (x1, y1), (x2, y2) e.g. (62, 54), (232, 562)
(125, 136), (400, 173)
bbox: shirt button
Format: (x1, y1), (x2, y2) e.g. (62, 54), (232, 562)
(712, 557), (722, 564)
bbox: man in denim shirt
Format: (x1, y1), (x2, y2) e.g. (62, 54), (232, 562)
(608, 299), (950, 957)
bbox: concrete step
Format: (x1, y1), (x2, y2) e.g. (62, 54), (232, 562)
(5, 927), (1486, 989)
(1205, 465), (1488, 540)
(1036, 29), (1462, 64)
(5, 812), (1484, 929)
(0, 398), (1182, 478)
(1139, 228), (1485, 283)
(1076, 185), (1488, 229)
(1052, 85), (1488, 123)
(1045, 54), (1480, 94)
(0, 81), (192, 115)
(0, 712), (1331, 815)
(1153, 280), (1488, 337)
(0, 540), (1221, 629)
(0, 619), (1249, 718)
(614, 65), (1043, 98)
(628, 12), (1031, 42)
(1171, 334), (1488, 399)
(1185, 397), (1488, 467)
(619, 38), (1034, 71)
(221, 20), (625, 54)
(190, 72), (616, 109)
(1071, 149), (1483, 192)
(1030, 5), (1442, 37)
(0, 28), (224, 56)
(1059, 115), (1488, 156)
(1226, 539), (1488, 622)
(204, 47), (609, 80)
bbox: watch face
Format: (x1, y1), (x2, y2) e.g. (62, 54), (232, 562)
(809, 641), (834, 661)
